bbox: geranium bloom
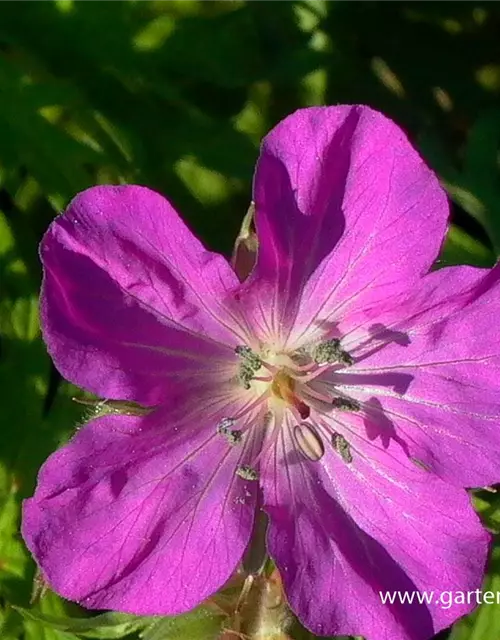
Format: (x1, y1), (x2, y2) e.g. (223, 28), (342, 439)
(23, 106), (500, 640)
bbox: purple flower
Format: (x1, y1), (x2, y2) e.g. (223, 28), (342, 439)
(23, 105), (499, 640)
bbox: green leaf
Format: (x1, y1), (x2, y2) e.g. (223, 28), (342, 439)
(474, 490), (500, 534)
(0, 490), (28, 584)
(464, 111), (500, 193)
(151, 8), (261, 88)
(9, 592), (82, 640)
(421, 115), (500, 255)
(438, 224), (495, 268)
(14, 608), (151, 639)
(449, 542), (500, 640)
(0, 58), (97, 201)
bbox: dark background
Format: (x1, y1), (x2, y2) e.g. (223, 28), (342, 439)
(1, 2), (500, 639)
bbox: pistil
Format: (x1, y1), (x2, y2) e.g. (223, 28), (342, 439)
(271, 371), (310, 419)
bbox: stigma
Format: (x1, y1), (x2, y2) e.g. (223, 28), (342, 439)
(270, 371), (310, 419)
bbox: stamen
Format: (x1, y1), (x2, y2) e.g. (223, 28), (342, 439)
(312, 339), (354, 366)
(236, 345), (263, 389)
(217, 417), (237, 431)
(260, 360), (279, 375)
(287, 360), (318, 373)
(224, 431), (243, 445)
(302, 386), (334, 405)
(248, 411), (280, 469)
(235, 345), (262, 369)
(238, 364), (256, 389)
(217, 418), (243, 445)
(305, 387), (360, 414)
(332, 397), (360, 412)
(339, 351), (354, 366)
(291, 366), (331, 384)
(332, 433), (353, 463)
(236, 465), (259, 481)
(294, 423), (324, 461)
(233, 391), (271, 421)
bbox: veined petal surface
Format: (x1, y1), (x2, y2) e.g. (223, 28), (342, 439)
(23, 402), (258, 614)
(246, 105), (449, 346)
(41, 185), (245, 404)
(340, 264), (500, 487)
(261, 424), (488, 640)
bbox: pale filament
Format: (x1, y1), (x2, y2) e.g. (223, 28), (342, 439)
(288, 364), (334, 384)
(300, 385), (333, 405)
(248, 410), (283, 469)
(233, 390), (272, 421)
(257, 353), (336, 383)
(259, 360), (280, 375)
(252, 375), (274, 383)
(288, 361), (319, 373)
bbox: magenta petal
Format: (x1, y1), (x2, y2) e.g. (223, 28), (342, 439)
(41, 185), (242, 404)
(247, 105), (448, 343)
(347, 264), (500, 487)
(22, 411), (257, 614)
(261, 428), (488, 640)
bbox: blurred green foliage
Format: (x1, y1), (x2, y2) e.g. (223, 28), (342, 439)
(0, 1), (500, 639)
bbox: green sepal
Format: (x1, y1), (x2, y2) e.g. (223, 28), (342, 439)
(139, 606), (225, 640)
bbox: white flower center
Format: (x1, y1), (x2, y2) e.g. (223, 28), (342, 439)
(226, 340), (360, 471)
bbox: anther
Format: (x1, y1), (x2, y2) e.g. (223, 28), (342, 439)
(332, 397), (360, 412)
(338, 350), (354, 366)
(332, 433), (353, 463)
(236, 465), (259, 481)
(217, 418), (242, 445)
(235, 345), (262, 370)
(238, 362), (257, 389)
(312, 339), (353, 366)
(225, 430), (243, 445)
(217, 417), (236, 432)
(236, 345), (262, 389)
(294, 423), (324, 462)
